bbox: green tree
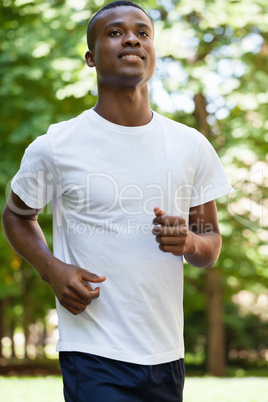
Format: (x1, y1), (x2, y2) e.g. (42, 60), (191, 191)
(149, 0), (268, 375)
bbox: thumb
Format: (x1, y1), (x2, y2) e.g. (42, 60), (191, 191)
(79, 268), (106, 283)
(154, 207), (166, 217)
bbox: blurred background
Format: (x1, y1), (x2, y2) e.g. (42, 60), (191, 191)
(0, 0), (267, 380)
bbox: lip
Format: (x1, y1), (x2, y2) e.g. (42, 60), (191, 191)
(119, 50), (145, 60)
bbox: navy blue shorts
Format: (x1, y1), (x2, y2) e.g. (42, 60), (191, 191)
(59, 352), (185, 402)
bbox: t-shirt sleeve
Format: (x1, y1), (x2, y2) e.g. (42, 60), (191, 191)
(11, 132), (59, 209)
(190, 133), (233, 208)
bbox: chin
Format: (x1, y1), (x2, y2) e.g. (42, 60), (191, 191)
(102, 74), (147, 89)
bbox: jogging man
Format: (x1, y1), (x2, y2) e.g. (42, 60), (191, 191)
(2, 2), (232, 401)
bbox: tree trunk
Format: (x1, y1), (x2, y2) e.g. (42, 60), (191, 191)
(42, 319), (48, 358)
(0, 299), (5, 358)
(205, 267), (226, 376)
(23, 309), (30, 359)
(193, 93), (212, 137)
(10, 318), (16, 358)
(194, 92), (226, 376)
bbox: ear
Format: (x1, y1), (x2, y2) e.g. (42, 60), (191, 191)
(85, 50), (95, 67)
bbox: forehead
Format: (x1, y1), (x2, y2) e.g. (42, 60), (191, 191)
(94, 6), (154, 33)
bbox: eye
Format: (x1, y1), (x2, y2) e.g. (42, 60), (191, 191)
(109, 30), (121, 37)
(138, 31), (149, 38)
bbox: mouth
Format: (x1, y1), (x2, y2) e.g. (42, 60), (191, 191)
(119, 52), (145, 61)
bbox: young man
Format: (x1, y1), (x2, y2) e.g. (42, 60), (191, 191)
(2, 1), (233, 401)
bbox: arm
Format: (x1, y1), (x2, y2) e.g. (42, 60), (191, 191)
(1, 191), (106, 314)
(152, 200), (222, 268)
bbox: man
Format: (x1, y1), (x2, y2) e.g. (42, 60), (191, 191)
(2, 1), (233, 401)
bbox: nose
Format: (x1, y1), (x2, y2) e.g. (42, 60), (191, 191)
(123, 31), (141, 47)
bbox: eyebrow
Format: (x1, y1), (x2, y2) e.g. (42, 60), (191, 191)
(104, 21), (153, 31)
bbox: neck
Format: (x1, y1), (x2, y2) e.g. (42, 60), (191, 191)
(93, 85), (152, 126)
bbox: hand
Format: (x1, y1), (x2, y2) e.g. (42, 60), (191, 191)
(46, 260), (106, 315)
(152, 207), (195, 257)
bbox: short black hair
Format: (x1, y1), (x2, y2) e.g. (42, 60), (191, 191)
(87, 1), (150, 50)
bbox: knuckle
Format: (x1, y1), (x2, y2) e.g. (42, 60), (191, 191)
(61, 290), (70, 300)
(93, 290), (100, 299)
(159, 244), (167, 252)
(88, 273), (98, 280)
(163, 217), (171, 226)
(59, 294), (67, 303)
(168, 227), (176, 235)
(68, 278), (77, 289)
(61, 289), (68, 296)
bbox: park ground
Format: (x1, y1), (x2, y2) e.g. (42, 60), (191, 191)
(0, 376), (268, 402)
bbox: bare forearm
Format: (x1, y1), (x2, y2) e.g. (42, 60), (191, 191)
(1, 206), (55, 281)
(2, 193), (106, 315)
(184, 231), (222, 268)
(152, 203), (222, 268)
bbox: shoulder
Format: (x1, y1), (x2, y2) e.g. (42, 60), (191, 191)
(153, 111), (206, 144)
(47, 110), (90, 137)
(27, 110), (92, 154)
(23, 111), (90, 159)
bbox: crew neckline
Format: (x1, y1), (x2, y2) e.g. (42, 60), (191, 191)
(87, 108), (156, 134)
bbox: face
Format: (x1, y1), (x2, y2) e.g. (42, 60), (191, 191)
(85, 6), (156, 89)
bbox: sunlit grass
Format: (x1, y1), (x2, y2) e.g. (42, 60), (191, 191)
(184, 377), (268, 402)
(0, 376), (268, 402)
(0, 377), (64, 402)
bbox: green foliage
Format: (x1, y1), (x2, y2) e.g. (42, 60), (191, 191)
(0, 0), (267, 368)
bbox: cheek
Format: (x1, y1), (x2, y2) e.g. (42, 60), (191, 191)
(94, 51), (111, 69)
(147, 46), (156, 65)
(149, 50), (156, 72)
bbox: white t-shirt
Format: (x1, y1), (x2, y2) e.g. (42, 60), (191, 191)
(11, 109), (233, 365)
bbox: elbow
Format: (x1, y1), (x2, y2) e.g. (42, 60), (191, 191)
(203, 235), (222, 269)
(184, 232), (222, 269)
(1, 204), (10, 234)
